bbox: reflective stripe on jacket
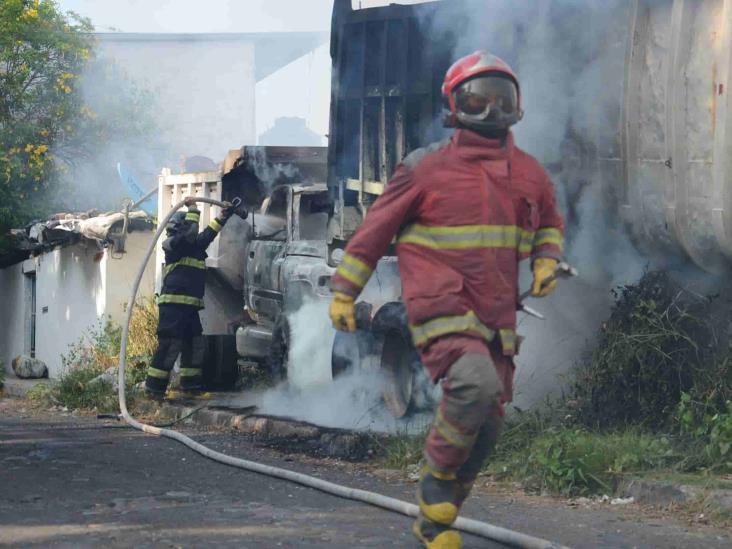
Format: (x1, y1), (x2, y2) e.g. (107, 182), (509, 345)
(332, 129), (565, 355)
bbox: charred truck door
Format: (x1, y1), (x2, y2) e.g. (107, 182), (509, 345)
(246, 185), (291, 324)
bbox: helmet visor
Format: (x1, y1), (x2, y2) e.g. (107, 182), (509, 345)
(454, 75), (518, 120)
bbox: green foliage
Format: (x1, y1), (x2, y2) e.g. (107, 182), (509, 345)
(375, 430), (426, 469)
(26, 380), (54, 402)
(678, 394), (732, 471)
(0, 1), (93, 247)
(54, 362), (118, 412)
(489, 427), (678, 496)
(0, 1), (162, 247)
(570, 271), (719, 429)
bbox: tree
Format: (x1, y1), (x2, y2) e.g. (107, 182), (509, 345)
(0, 0), (93, 249)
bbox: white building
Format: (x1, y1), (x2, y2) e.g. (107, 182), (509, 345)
(95, 32), (329, 159)
(0, 229), (155, 380)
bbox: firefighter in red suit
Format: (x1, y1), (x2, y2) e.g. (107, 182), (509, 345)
(329, 51), (565, 548)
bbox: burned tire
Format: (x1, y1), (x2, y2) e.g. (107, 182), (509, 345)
(331, 301), (376, 379)
(267, 315), (290, 382)
(372, 302), (420, 418)
(331, 329), (377, 378)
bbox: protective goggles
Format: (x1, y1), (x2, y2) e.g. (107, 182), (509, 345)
(453, 75), (519, 121)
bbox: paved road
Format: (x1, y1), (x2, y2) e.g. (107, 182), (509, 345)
(1, 398), (730, 548)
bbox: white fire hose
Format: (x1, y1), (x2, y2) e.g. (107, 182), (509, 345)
(117, 197), (569, 549)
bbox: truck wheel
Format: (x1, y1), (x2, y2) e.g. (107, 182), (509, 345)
(331, 329), (377, 378)
(267, 315), (290, 382)
(372, 302), (420, 418)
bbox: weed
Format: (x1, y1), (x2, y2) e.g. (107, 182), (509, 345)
(26, 382), (54, 404)
(375, 431), (425, 469)
(678, 393), (732, 472)
(489, 427), (679, 496)
(54, 366), (118, 412)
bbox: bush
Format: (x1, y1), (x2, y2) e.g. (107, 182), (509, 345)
(570, 271), (722, 429)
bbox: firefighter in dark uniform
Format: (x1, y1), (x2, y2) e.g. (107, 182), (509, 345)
(145, 197), (232, 398)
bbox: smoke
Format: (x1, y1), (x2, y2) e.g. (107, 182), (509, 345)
(53, 54), (173, 214)
(246, 147), (303, 196)
(234, 298), (432, 432)
(409, 0), (653, 409)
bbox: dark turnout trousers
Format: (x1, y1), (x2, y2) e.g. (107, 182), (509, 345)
(145, 304), (205, 395)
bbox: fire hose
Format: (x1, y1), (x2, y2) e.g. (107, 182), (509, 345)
(116, 197), (569, 549)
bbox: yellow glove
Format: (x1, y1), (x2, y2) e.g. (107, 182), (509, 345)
(531, 258), (559, 297)
(330, 292), (356, 332)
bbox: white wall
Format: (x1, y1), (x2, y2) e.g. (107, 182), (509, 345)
(96, 36), (257, 160)
(0, 262), (27, 377)
(33, 242), (106, 378)
(104, 231), (156, 326)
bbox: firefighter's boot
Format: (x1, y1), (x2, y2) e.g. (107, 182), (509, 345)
(413, 465), (463, 548)
(146, 337), (181, 398)
(179, 335), (205, 394)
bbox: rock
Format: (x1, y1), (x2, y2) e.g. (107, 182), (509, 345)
(88, 366), (118, 391)
(610, 496), (634, 505)
(11, 356), (48, 379)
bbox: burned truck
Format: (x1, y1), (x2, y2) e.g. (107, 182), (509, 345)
(155, 1), (460, 416)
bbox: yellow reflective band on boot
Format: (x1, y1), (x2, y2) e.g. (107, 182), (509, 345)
(147, 367), (170, 379)
(179, 368), (202, 377)
(422, 463), (456, 481)
(158, 294), (205, 308)
(412, 522), (463, 549)
(418, 498), (459, 527)
(418, 464), (459, 526)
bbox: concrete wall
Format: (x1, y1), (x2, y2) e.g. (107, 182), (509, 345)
(0, 262), (27, 377)
(1, 232), (156, 380)
(103, 231), (157, 326)
(96, 35), (257, 160)
(33, 242), (106, 378)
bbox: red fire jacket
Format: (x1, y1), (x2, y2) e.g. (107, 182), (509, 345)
(332, 129), (565, 357)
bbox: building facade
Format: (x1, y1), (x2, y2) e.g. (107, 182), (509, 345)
(0, 232), (155, 379)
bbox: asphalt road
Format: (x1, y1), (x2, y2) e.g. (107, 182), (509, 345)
(1, 397), (730, 548)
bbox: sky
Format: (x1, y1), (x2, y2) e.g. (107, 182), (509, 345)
(57, 0), (335, 33)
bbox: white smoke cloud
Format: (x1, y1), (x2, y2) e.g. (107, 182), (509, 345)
(234, 298), (432, 432)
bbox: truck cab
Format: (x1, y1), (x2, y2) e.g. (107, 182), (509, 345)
(246, 183), (335, 323)
(238, 183), (336, 375)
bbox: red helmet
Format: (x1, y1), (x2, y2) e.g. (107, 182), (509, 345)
(442, 51), (523, 131)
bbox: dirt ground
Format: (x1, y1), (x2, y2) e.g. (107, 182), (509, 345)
(1, 396), (730, 548)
